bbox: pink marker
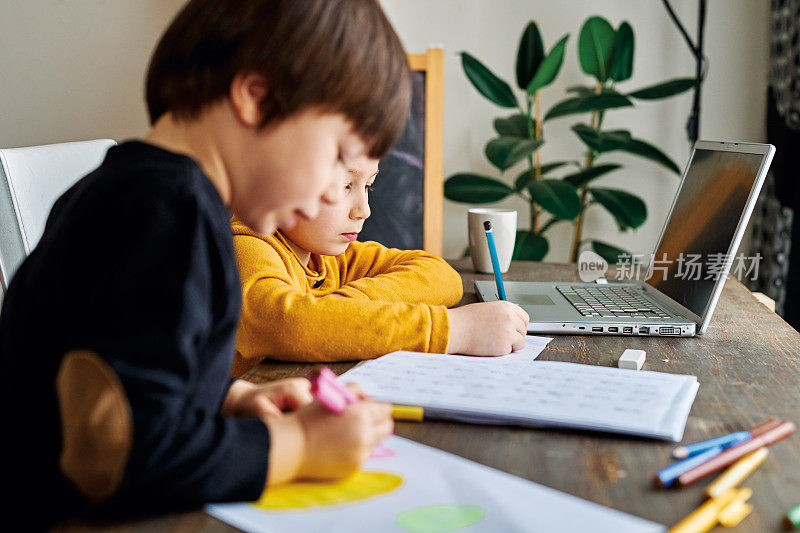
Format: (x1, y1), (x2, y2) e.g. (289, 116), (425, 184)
(308, 367), (360, 414)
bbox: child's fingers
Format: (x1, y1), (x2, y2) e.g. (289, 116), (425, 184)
(266, 378), (314, 412)
(511, 334), (526, 352)
(345, 382), (371, 400)
(371, 400), (393, 418)
(373, 418), (394, 446)
(352, 400), (391, 425)
(253, 395), (284, 419)
(512, 303), (530, 323)
(282, 377), (314, 404)
(375, 403), (394, 435)
(514, 309), (529, 335)
(361, 402), (393, 444)
(504, 300), (527, 319)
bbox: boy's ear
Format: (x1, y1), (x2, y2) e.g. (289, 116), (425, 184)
(229, 73), (268, 127)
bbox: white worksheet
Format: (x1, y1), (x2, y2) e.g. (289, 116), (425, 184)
(207, 436), (665, 533)
(495, 335), (552, 361)
(342, 351), (698, 441)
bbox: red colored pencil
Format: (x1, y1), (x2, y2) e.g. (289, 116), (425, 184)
(676, 420), (795, 487)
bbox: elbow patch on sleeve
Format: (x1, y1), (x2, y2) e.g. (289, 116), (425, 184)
(56, 350), (133, 503)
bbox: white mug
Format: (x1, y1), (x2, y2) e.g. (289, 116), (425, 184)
(467, 208), (517, 273)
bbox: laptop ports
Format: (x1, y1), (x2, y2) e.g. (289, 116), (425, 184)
(659, 327), (680, 336)
(639, 326), (650, 334)
(592, 327), (603, 332)
(607, 326), (618, 333)
(623, 327), (633, 334)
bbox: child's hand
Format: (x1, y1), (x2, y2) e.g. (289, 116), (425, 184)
(264, 389), (393, 485)
(446, 301), (530, 356)
(222, 378), (313, 419)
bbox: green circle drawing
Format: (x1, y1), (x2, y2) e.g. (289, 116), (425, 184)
(396, 504), (486, 532)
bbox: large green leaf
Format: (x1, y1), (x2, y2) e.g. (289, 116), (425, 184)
(513, 230), (549, 261)
(444, 173), (513, 204)
(460, 52), (518, 108)
(545, 93), (632, 121)
(590, 239), (634, 265)
(590, 187), (647, 229)
(516, 21), (545, 90)
(485, 137), (544, 171)
(612, 138), (681, 174)
(514, 161), (573, 191)
(539, 160), (576, 175)
(563, 163), (622, 187)
(610, 22), (634, 82)
(529, 179), (581, 220)
(567, 84), (595, 96)
(515, 169), (535, 192)
(494, 114), (534, 138)
(628, 77), (698, 100)
(571, 124), (632, 152)
(526, 35), (569, 94)
(578, 16), (616, 82)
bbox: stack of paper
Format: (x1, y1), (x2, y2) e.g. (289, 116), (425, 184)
(342, 351), (698, 441)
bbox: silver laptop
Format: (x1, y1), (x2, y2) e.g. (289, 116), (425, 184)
(476, 140), (775, 337)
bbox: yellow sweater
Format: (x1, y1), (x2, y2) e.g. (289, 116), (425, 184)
(231, 220), (463, 376)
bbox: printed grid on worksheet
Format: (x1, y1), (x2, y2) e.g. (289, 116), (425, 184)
(343, 352), (698, 440)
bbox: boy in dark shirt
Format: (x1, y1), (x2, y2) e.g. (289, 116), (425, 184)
(0, 0), (409, 527)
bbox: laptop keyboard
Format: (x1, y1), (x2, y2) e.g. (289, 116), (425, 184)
(556, 286), (674, 319)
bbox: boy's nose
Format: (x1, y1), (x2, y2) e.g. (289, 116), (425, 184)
(351, 196), (370, 220)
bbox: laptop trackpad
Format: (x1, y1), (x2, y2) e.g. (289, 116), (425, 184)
(509, 294), (555, 306)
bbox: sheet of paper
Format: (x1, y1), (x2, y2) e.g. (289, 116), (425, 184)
(342, 351), (698, 441)
(207, 436), (665, 533)
(496, 335), (552, 361)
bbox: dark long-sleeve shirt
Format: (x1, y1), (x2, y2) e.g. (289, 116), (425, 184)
(0, 141), (269, 527)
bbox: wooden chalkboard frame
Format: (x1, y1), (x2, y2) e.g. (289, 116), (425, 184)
(407, 48), (444, 255)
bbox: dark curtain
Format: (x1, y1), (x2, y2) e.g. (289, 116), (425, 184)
(769, 0), (800, 326)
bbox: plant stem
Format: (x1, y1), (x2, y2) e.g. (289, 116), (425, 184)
(524, 94), (538, 234)
(532, 91), (542, 233)
(538, 217), (561, 234)
(570, 176), (591, 262)
(569, 82), (603, 262)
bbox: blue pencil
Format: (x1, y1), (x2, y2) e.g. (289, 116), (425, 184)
(655, 445), (724, 488)
(671, 430), (752, 459)
(483, 221), (506, 300)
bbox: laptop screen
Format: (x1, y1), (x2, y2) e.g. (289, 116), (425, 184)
(646, 148), (767, 318)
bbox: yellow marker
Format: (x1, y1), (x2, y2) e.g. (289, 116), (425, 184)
(668, 487), (752, 533)
(718, 497), (753, 528)
(705, 447), (768, 498)
(392, 404), (424, 422)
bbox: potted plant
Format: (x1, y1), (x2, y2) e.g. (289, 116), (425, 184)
(445, 16), (697, 263)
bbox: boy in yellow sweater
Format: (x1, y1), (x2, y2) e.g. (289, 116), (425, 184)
(232, 157), (530, 376)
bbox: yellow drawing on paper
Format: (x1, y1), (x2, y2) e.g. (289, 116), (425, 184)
(253, 471), (403, 511)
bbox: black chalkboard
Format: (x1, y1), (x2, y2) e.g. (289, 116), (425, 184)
(359, 70), (426, 250)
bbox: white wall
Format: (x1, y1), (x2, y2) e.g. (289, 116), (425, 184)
(0, 1), (770, 262)
(0, 0), (185, 148)
(380, 0), (771, 260)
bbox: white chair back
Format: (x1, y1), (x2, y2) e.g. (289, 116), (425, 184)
(0, 139), (116, 299)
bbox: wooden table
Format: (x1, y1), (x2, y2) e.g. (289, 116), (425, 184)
(57, 260), (800, 532)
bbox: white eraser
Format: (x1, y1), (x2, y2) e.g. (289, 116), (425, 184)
(618, 349), (646, 370)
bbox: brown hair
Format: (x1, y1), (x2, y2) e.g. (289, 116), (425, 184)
(146, 0), (410, 158)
